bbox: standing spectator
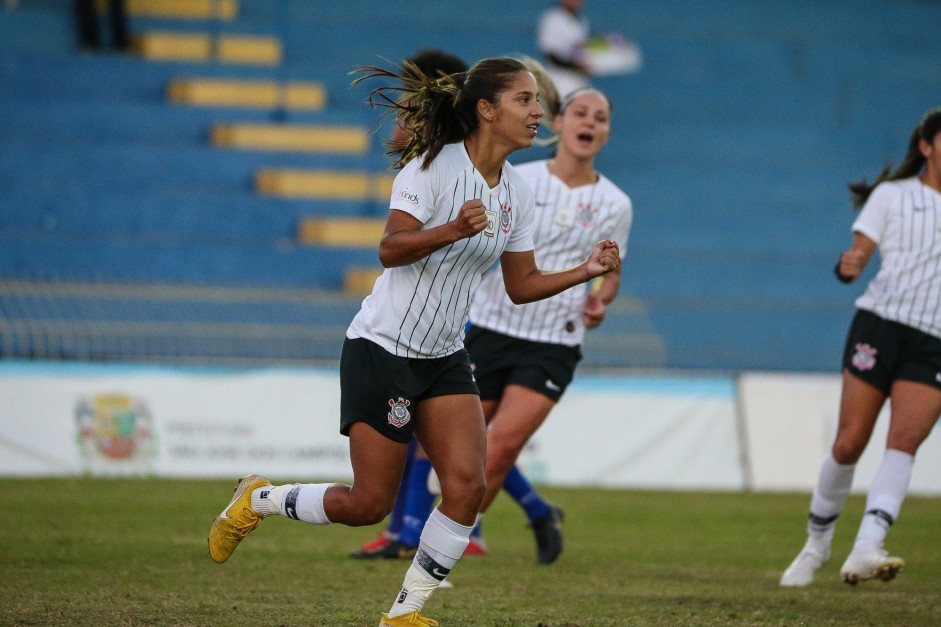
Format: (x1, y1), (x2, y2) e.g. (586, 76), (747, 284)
(538, 0), (591, 98)
(75, 0), (129, 51)
(207, 57), (621, 627)
(780, 106), (941, 587)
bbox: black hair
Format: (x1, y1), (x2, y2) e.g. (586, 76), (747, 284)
(351, 57), (530, 169)
(406, 49), (467, 79)
(849, 107), (941, 209)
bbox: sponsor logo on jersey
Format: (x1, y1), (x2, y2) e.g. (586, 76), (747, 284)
(851, 342), (878, 371)
(387, 397), (412, 428)
(398, 188), (420, 206)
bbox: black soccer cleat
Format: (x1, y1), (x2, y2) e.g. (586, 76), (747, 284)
(531, 504), (564, 564)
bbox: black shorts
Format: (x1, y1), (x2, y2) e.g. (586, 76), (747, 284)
(339, 337), (479, 443)
(842, 309), (941, 395)
(465, 325), (582, 403)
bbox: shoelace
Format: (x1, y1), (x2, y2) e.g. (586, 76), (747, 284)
(397, 613), (438, 626)
(224, 509), (260, 542)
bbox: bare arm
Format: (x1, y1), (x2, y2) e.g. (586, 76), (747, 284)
(378, 200), (488, 268)
(834, 232), (877, 283)
(500, 240), (620, 305)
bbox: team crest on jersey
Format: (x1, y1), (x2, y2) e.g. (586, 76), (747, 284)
(852, 342), (878, 371)
(576, 202), (599, 228)
(387, 397), (412, 428)
(500, 202), (512, 234)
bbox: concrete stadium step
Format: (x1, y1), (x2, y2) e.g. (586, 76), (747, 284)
(0, 279), (361, 364)
(131, 30), (281, 65)
(211, 123), (369, 153)
(0, 97), (274, 146)
(167, 77), (326, 110)
(0, 187), (368, 238)
(0, 140), (373, 190)
(0, 232), (379, 290)
(256, 169), (394, 202)
(296, 217), (386, 247)
(126, 0), (239, 20)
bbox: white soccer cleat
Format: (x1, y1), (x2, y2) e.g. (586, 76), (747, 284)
(780, 546), (830, 587)
(840, 548), (904, 585)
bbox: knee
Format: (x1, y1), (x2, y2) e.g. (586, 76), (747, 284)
(487, 440), (522, 475)
(440, 468), (486, 509)
(832, 420), (878, 464)
(344, 489), (394, 526)
(831, 438), (866, 465)
(356, 503), (392, 526)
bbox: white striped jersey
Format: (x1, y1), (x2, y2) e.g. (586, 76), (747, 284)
(347, 142), (536, 358)
(853, 177), (941, 339)
(470, 160), (633, 346)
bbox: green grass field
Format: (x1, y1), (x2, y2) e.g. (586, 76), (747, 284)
(2, 478), (939, 626)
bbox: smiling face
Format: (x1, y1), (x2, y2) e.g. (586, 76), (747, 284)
(487, 70), (544, 151)
(554, 90), (611, 160)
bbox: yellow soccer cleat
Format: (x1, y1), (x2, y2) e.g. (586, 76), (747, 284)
(378, 610), (439, 626)
(208, 474), (271, 563)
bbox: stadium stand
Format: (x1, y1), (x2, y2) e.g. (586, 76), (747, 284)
(0, 0), (939, 370)
(166, 77), (326, 110)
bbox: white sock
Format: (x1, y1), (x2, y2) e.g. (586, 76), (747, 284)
(259, 483), (333, 525)
(250, 484), (276, 517)
(387, 508), (472, 618)
(805, 452), (855, 550)
(853, 448), (914, 552)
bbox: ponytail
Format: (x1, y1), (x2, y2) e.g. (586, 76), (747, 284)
(849, 107), (941, 208)
(352, 57), (530, 170)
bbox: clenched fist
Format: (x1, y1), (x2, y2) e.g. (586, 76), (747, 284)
(453, 199), (489, 239)
(585, 240), (620, 279)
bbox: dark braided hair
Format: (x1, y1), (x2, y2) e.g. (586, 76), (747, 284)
(352, 57), (530, 170)
(849, 107), (941, 209)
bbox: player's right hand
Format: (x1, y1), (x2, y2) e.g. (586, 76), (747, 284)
(835, 249), (865, 283)
(453, 199), (488, 239)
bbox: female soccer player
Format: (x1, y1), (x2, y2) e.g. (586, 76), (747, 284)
(207, 57), (621, 627)
(780, 106), (941, 587)
(467, 86), (632, 562)
(365, 86), (632, 568)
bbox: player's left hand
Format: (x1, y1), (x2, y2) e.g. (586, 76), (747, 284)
(583, 292), (606, 329)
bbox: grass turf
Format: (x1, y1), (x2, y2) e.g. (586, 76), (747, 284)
(1, 478), (939, 626)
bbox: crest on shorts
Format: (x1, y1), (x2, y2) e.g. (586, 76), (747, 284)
(387, 397), (412, 428)
(852, 342), (878, 371)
